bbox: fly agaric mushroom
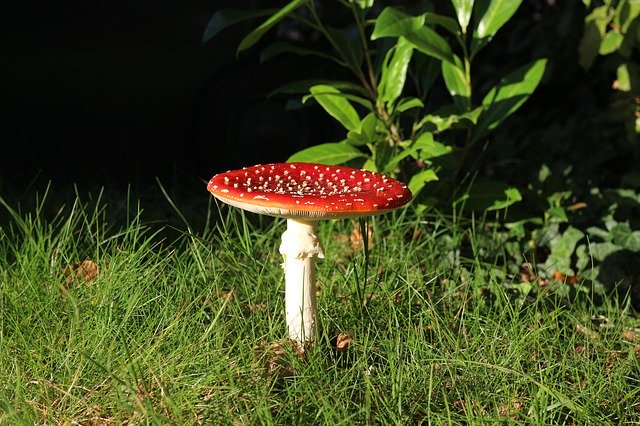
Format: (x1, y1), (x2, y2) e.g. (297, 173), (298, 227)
(207, 162), (412, 344)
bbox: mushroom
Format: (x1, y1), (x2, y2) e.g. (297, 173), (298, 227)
(207, 162), (412, 345)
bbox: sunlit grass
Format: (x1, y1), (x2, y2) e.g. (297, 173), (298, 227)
(1, 188), (639, 424)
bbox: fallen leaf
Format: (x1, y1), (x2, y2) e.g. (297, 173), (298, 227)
(622, 329), (639, 342)
(64, 259), (99, 288)
(566, 202), (587, 211)
(498, 398), (525, 417)
(334, 332), (352, 354)
(246, 303), (267, 313)
(576, 323), (600, 340)
(217, 290), (235, 302)
(552, 270), (579, 285)
(253, 339), (305, 380)
(518, 263), (535, 283)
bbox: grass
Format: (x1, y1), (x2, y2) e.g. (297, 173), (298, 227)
(1, 186), (639, 425)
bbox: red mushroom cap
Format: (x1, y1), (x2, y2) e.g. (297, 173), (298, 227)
(207, 162), (412, 219)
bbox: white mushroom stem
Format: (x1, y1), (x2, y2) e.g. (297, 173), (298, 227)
(279, 219), (324, 344)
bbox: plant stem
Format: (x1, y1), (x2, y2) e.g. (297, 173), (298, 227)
(349, 2), (377, 98)
(456, 35), (475, 177)
(307, 2), (372, 94)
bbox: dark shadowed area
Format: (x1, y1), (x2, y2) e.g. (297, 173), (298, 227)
(0, 1), (338, 197)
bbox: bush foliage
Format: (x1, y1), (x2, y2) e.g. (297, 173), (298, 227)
(204, 0), (640, 308)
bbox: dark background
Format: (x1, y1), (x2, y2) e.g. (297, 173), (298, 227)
(1, 1), (634, 202)
(0, 1), (339, 198)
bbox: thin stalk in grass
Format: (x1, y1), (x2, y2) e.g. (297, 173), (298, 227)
(360, 216), (370, 299)
(427, 357), (583, 418)
(351, 217), (371, 320)
(239, 210), (252, 256)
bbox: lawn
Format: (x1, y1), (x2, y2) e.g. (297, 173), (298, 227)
(1, 187), (639, 424)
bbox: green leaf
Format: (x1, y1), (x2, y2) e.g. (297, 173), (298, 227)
(356, 0), (374, 8)
(260, 42), (341, 64)
(474, 58), (547, 140)
(372, 7), (457, 64)
(383, 148), (416, 174)
(378, 37), (414, 105)
(373, 140), (394, 173)
(441, 55), (470, 112)
(578, 5), (610, 69)
(238, 0), (310, 53)
(471, 0), (523, 54)
(586, 226), (612, 241)
(599, 30), (623, 54)
(547, 206), (568, 223)
(450, 0), (475, 33)
(589, 241), (622, 262)
(414, 132), (453, 160)
(487, 187), (522, 211)
(545, 226), (585, 275)
(575, 244), (590, 272)
(611, 223), (640, 251)
(306, 85), (362, 131)
(202, 8), (277, 44)
(347, 113), (381, 146)
(617, 0), (640, 33)
(371, 7), (425, 39)
(423, 12), (461, 36)
(394, 97), (425, 113)
(408, 169), (439, 196)
(416, 106), (484, 133)
(465, 180), (522, 211)
(382, 133), (451, 173)
(578, 21), (602, 70)
(384, 134), (429, 173)
(362, 157), (378, 172)
(614, 63), (640, 92)
(615, 63), (632, 91)
(304, 87), (372, 110)
(287, 142), (366, 164)
(506, 217), (543, 239)
(404, 26), (456, 64)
